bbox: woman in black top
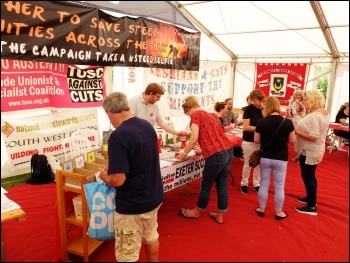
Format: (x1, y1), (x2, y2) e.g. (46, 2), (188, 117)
(240, 90), (265, 195)
(334, 102), (349, 140)
(254, 96), (295, 220)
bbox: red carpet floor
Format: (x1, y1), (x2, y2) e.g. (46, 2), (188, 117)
(2, 145), (349, 262)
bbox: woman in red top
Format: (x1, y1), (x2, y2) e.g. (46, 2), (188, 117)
(176, 96), (233, 224)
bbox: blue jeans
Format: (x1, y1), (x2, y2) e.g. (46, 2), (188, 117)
(299, 155), (317, 207)
(258, 158), (287, 212)
(196, 148), (233, 213)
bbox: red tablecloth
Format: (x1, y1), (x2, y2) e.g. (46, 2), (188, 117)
(329, 123), (349, 132)
(225, 134), (243, 147)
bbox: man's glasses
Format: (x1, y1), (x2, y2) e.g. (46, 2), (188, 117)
(154, 94), (161, 99)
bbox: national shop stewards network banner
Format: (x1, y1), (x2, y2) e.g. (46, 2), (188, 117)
(1, 109), (99, 172)
(255, 63), (308, 106)
(1, 1), (201, 71)
(1, 59), (106, 112)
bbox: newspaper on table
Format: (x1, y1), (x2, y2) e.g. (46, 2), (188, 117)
(1, 187), (21, 214)
(159, 149), (196, 164)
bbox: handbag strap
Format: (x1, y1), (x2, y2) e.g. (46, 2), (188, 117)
(261, 117), (286, 150)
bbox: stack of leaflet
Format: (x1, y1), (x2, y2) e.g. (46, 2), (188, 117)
(1, 187), (21, 214)
(72, 195), (83, 220)
(159, 149), (196, 164)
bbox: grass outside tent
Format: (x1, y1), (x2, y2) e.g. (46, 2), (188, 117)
(1, 173), (31, 189)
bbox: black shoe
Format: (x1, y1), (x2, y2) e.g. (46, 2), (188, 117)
(253, 186), (260, 193)
(240, 185), (248, 194)
(297, 197), (317, 206)
(297, 197), (307, 204)
(295, 206), (317, 216)
(275, 212), (288, 220)
(255, 208), (264, 217)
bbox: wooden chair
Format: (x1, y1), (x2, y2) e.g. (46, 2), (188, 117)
(61, 137), (92, 161)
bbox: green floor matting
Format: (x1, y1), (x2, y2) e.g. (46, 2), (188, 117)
(1, 173), (31, 189)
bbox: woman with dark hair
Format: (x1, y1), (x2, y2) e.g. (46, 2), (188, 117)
(214, 101), (234, 131)
(334, 102), (349, 146)
(240, 89), (266, 195)
(214, 101), (228, 125)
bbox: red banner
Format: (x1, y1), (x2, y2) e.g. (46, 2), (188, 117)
(255, 63), (308, 106)
(1, 59), (106, 112)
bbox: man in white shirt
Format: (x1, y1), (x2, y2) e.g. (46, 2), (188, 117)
(128, 83), (183, 137)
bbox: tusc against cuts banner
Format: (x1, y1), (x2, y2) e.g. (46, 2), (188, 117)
(1, 59), (106, 112)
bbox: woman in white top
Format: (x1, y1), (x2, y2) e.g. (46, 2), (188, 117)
(294, 90), (330, 216)
(286, 89), (306, 163)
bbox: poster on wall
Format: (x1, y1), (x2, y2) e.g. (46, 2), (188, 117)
(145, 62), (232, 117)
(1, 109), (99, 172)
(255, 63), (308, 106)
(1, 1), (201, 71)
(1, 59), (106, 112)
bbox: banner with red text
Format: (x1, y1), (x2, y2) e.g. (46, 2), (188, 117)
(1, 109), (99, 172)
(1, 59), (106, 112)
(255, 63), (308, 106)
(145, 62), (232, 116)
(1, 1), (200, 70)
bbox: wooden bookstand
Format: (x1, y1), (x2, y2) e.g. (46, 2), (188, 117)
(56, 170), (103, 262)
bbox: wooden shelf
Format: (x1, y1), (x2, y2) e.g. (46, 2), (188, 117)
(56, 170), (103, 262)
(67, 234), (103, 257)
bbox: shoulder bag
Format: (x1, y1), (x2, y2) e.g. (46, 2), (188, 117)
(84, 181), (116, 240)
(248, 117), (286, 168)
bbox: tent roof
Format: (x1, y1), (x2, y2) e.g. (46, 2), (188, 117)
(73, 1), (349, 63)
(175, 1), (349, 62)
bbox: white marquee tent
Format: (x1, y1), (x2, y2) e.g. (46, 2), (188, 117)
(72, 1), (349, 116)
(1, 1), (349, 177)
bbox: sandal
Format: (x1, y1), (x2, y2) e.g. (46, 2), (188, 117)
(179, 208), (200, 219)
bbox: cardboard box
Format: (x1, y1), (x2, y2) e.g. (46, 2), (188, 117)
(84, 162), (105, 171)
(95, 157), (108, 166)
(86, 150), (108, 166)
(64, 167), (97, 189)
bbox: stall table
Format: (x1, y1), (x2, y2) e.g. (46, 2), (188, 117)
(1, 208), (26, 262)
(328, 123), (349, 153)
(160, 133), (243, 191)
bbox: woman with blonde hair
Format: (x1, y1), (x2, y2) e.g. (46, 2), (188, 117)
(286, 88), (306, 163)
(294, 90), (330, 215)
(254, 96), (295, 220)
(286, 88), (306, 125)
(176, 96), (233, 224)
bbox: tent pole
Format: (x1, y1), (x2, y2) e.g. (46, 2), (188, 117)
(325, 59), (338, 116)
